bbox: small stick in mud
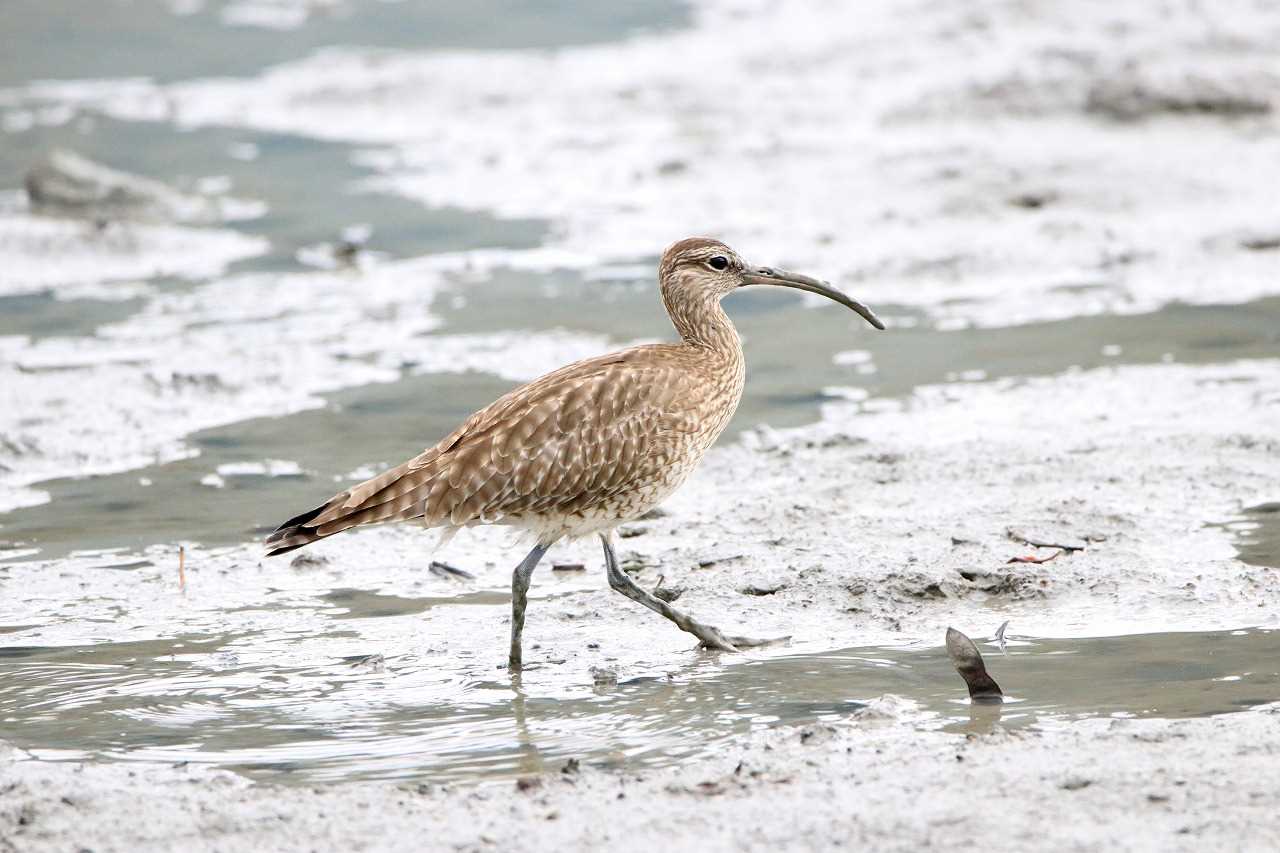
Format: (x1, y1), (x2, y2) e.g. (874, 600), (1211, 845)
(946, 627), (1003, 703)
(429, 560), (475, 581)
(1006, 528), (1087, 552)
(177, 546), (186, 593)
(1007, 549), (1063, 565)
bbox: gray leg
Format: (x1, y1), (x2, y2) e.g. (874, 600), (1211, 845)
(601, 533), (772, 652)
(510, 542), (552, 670)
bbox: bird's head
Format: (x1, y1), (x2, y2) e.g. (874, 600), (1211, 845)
(657, 236), (885, 330)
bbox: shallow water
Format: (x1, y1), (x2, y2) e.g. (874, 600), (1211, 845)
(2, 0), (1280, 788)
(1, 627), (1275, 784)
(1216, 503), (1280, 570)
(0, 0), (690, 88)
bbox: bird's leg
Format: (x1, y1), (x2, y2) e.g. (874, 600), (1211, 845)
(509, 542), (552, 670)
(601, 534), (770, 652)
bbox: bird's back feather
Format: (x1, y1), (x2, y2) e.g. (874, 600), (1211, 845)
(265, 342), (736, 555)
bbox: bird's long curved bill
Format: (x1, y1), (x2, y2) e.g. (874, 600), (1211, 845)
(742, 266), (886, 330)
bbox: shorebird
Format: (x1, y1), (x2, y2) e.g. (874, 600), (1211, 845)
(267, 237), (884, 668)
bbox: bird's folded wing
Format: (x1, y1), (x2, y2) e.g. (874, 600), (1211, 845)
(302, 346), (697, 535)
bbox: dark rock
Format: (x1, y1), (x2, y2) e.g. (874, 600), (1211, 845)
(25, 149), (224, 223)
(1008, 190), (1058, 209)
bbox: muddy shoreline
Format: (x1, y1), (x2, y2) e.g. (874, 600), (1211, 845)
(4, 358), (1279, 849)
(3, 0), (1280, 848)
(6, 706), (1280, 853)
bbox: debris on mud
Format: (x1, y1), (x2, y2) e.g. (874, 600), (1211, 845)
(619, 554), (653, 575)
(957, 567), (1045, 597)
(429, 561), (475, 581)
(24, 149), (256, 224)
(289, 552), (329, 569)
(738, 579), (788, 596)
(698, 554), (744, 569)
(651, 577), (684, 603)
(1007, 550), (1063, 565)
(1086, 71), (1273, 121)
(589, 666), (618, 687)
(1007, 190), (1058, 209)
(1238, 233), (1280, 252)
(1006, 528), (1087, 552)
(344, 653), (385, 673)
(887, 572), (948, 600)
(945, 627), (1004, 703)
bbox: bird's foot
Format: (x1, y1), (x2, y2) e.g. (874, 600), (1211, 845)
(693, 627), (790, 652)
(684, 623), (739, 652)
(720, 633), (790, 649)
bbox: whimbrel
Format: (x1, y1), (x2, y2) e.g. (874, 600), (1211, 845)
(267, 238), (884, 668)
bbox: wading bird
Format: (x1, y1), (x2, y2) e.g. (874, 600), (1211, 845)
(267, 238), (884, 668)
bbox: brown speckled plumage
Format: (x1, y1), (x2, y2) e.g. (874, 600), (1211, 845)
(267, 237), (746, 554)
(266, 237), (883, 666)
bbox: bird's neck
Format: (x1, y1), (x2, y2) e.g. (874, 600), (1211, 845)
(665, 291), (746, 445)
(665, 291), (744, 364)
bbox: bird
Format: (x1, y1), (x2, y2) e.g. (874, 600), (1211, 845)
(266, 237), (885, 668)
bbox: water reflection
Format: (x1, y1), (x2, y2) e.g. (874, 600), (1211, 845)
(1, 628), (1276, 785)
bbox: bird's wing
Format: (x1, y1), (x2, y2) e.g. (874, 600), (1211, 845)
(430, 350), (700, 526)
(269, 345), (698, 548)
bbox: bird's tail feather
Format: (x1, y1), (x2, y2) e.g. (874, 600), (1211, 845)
(264, 462), (436, 556)
(264, 500), (339, 556)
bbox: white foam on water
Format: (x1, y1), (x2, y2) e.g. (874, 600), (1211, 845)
(220, 0), (326, 31)
(215, 459), (306, 477)
(0, 486), (50, 515)
(11, 0), (1277, 326)
(0, 252), (624, 507)
(0, 213), (267, 297)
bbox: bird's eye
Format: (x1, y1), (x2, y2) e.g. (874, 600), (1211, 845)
(707, 256), (729, 271)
